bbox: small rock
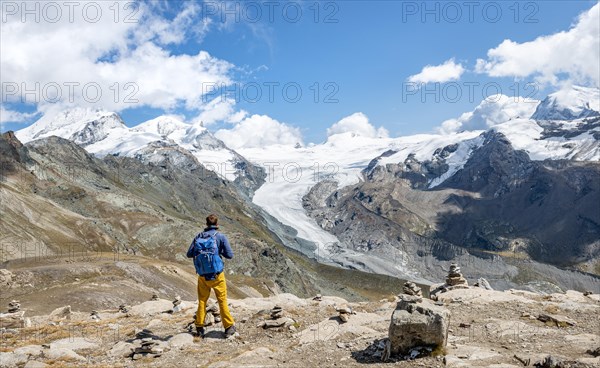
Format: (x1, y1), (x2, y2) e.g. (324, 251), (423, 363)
(8, 300), (21, 313)
(204, 313), (215, 326)
(263, 317), (294, 328)
(168, 333), (194, 348)
(537, 313), (576, 327)
(48, 306), (71, 320)
(108, 341), (134, 358)
(45, 347), (86, 361)
(335, 305), (353, 314)
(397, 294), (423, 304)
(474, 278), (493, 290)
(586, 347), (600, 357)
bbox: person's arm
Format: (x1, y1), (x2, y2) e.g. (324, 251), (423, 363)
(218, 234), (234, 259)
(186, 235), (197, 258)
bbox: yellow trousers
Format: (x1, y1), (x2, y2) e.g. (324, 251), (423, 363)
(195, 272), (235, 329)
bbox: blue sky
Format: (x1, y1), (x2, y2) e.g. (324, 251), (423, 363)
(1, 0), (599, 144)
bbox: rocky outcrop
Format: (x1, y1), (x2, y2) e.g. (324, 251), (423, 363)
(388, 295), (450, 356)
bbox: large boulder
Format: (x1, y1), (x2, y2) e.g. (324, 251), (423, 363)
(388, 295), (450, 356)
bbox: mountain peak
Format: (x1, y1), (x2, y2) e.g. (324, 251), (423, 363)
(440, 94), (540, 133)
(15, 107), (126, 145)
(132, 115), (189, 137)
(531, 85), (600, 121)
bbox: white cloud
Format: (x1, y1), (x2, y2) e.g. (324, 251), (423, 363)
(191, 98), (247, 126)
(215, 114), (303, 149)
(0, 1), (230, 113)
(437, 94), (540, 134)
(408, 59), (465, 84)
(475, 3), (599, 86)
(327, 112), (389, 138)
(0, 107), (38, 124)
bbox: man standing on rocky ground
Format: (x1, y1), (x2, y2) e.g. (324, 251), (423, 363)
(186, 214), (236, 338)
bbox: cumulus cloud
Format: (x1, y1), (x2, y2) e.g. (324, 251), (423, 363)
(327, 112), (389, 138)
(0, 1), (230, 114)
(191, 98), (247, 126)
(215, 114), (303, 149)
(408, 59), (465, 84)
(475, 3), (599, 86)
(0, 107), (39, 124)
(437, 94), (540, 134)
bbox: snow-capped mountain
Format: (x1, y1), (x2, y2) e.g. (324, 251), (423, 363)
(16, 110), (247, 182)
(16, 108), (128, 146)
(237, 86), (600, 275)
(531, 85), (600, 121)
(13, 86), (600, 280)
(441, 94), (540, 133)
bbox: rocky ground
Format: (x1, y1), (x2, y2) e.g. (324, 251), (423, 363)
(1, 285), (599, 368)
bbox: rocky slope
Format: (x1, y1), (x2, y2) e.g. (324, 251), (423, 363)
(1, 277), (599, 367)
(0, 131), (406, 313)
(303, 128), (600, 291)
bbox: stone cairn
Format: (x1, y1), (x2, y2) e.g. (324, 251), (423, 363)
(203, 303), (221, 325)
(8, 300), (20, 313)
(133, 338), (164, 359)
(398, 282), (423, 305)
(270, 305), (283, 319)
(446, 263), (468, 287)
(132, 329), (168, 360)
(336, 305), (354, 323)
(151, 294), (159, 301)
(430, 262), (469, 300)
(136, 328), (154, 339)
(402, 282), (423, 297)
(171, 296), (183, 314)
(258, 305), (295, 329)
(90, 310), (100, 321)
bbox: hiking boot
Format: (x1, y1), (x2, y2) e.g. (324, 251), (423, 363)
(195, 326), (205, 338)
(224, 325), (236, 338)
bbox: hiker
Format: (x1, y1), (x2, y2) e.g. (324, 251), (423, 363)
(186, 214), (236, 338)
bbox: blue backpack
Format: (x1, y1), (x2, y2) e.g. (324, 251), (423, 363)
(192, 233), (224, 276)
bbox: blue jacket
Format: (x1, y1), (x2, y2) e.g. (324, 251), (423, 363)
(186, 226), (233, 280)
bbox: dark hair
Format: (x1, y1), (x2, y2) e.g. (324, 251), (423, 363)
(206, 214), (218, 227)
